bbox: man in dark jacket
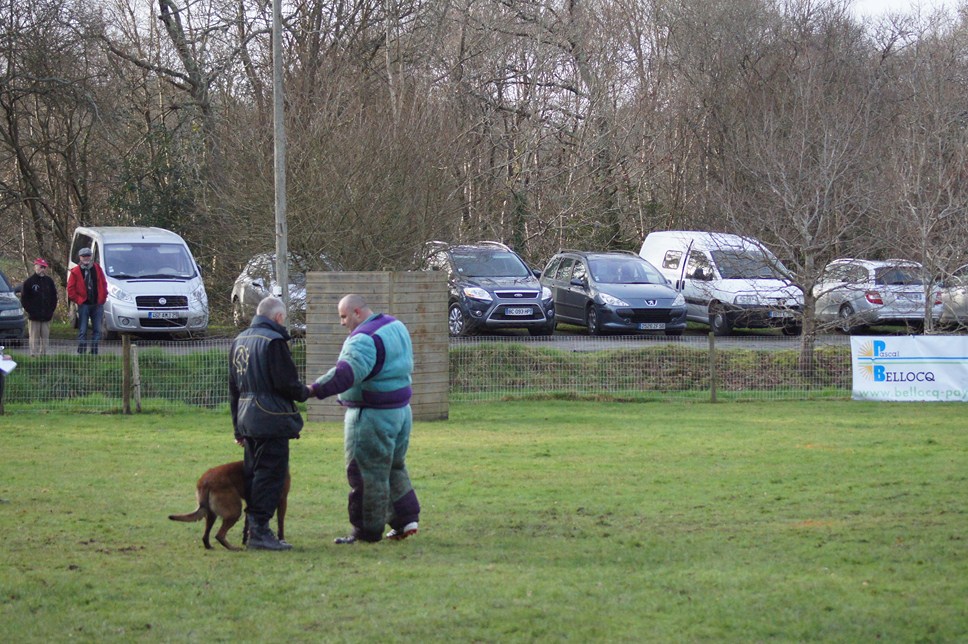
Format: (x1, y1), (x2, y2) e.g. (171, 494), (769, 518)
(229, 295), (310, 551)
(19, 258), (58, 356)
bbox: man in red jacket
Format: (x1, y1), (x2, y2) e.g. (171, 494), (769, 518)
(66, 247), (108, 355)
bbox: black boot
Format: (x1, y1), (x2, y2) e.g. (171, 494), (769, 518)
(247, 516), (292, 551)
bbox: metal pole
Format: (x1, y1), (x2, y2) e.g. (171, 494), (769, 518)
(272, 0), (289, 315)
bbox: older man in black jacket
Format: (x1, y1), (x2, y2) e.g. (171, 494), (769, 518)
(19, 258), (58, 356)
(229, 295), (309, 551)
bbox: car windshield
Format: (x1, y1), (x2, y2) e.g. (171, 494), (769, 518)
(589, 257), (664, 284)
(874, 266), (922, 286)
(452, 249), (531, 278)
(0, 270), (11, 292)
(712, 250), (788, 280)
(104, 243), (197, 279)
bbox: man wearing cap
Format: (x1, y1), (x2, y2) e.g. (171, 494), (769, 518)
(67, 248), (107, 355)
(19, 258), (58, 356)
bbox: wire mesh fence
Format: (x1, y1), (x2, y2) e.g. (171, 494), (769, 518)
(449, 335), (852, 402)
(0, 334), (854, 414)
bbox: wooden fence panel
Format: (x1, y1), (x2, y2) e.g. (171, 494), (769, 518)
(305, 272), (449, 422)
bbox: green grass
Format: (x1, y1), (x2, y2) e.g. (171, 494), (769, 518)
(1, 401), (965, 642)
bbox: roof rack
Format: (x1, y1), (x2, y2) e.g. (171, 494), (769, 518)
(473, 240), (513, 251)
(558, 249), (638, 257)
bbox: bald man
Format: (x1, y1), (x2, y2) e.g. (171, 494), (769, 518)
(309, 294), (421, 544)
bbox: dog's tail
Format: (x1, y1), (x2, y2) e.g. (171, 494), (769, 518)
(168, 505), (206, 522)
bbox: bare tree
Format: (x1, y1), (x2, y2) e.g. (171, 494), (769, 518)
(0, 0), (112, 279)
(879, 10), (968, 330)
(713, 1), (886, 365)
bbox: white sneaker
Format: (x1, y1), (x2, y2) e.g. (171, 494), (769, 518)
(386, 521), (418, 541)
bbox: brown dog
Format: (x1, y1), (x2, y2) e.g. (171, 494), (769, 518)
(168, 460), (290, 551)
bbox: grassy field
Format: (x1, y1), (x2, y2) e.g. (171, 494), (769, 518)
(1, 401), (965, 642)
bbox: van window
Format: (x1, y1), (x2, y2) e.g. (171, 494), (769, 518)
(685, 252), (713, 279)
(661, 250), (682, 270)
(711, 250), (787, 280)
(71, 235), (95, 262)
(104, 243), (197, 279)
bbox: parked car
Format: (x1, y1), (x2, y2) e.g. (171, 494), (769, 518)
(540, 250), (687, 336)
(68, 226), (209, 337)
(639, 230), (803, 336)
(0, 268), (26, 340)
(940, 264), (968, 329)
(419, 241), (555, 336)
(231, 252), (340, 333)
(813, 258), (942, 333)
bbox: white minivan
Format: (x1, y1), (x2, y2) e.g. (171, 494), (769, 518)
(639, 231), (803, 335)
(68, 226), (209, 337)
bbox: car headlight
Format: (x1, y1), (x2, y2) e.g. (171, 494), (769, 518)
(734, 293), (759, 305)
(108, 284), (133, 302)
(541, 285), (553, 301)
(462, 286), (493, 302)
(673, 292), (686, 307)
(192, 286), (208, 306)
(599, 293), (630, 307)
(0, 308), (22, 318)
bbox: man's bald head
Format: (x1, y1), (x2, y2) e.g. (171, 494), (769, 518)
(338, 294), (373, 332)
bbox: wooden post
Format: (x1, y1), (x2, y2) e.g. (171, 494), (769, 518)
(132, 343), (142, 413)
(709, 332), (717, 403)
(122, 334), (131, 414)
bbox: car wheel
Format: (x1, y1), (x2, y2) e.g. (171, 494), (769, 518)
(586, 306), (602, 335)
(781, 324), (802, 336)
(233, 299), (247, 328)
(710, 306), (733, 336)
(837, 304), (857, 334)
(449, 303), (470, 337)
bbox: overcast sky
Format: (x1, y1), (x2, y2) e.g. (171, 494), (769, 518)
(851, 0), (959, 17)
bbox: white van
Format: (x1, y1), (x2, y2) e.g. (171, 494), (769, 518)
(639, 231), (803, 335)
(68, 227), (209, 337)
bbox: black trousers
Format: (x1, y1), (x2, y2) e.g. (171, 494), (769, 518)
(242, 436), (289, 525)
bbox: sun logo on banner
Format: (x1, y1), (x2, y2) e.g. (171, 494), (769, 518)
(857, 341), (876, 380)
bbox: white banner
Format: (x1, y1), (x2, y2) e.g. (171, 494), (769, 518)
(851, 336), (968, 402)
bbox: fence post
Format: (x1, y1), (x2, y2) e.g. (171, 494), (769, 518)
(122, 334), (132, 414)
(709, 332), (717, 403)
(132, 342), (142, 413)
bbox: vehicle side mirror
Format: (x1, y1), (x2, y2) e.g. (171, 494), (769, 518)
(570, 277), (586, 288)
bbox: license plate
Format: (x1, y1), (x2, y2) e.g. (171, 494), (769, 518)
(147, 311), (179, 319)
(505, 307), (533, 316)
(639, 322), (665, 330)
(769, 310), (793, 318)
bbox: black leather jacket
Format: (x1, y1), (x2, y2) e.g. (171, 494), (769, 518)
(229, 315), (308, 439)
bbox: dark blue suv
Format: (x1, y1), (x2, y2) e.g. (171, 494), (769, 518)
(421, 241), (555, 336)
